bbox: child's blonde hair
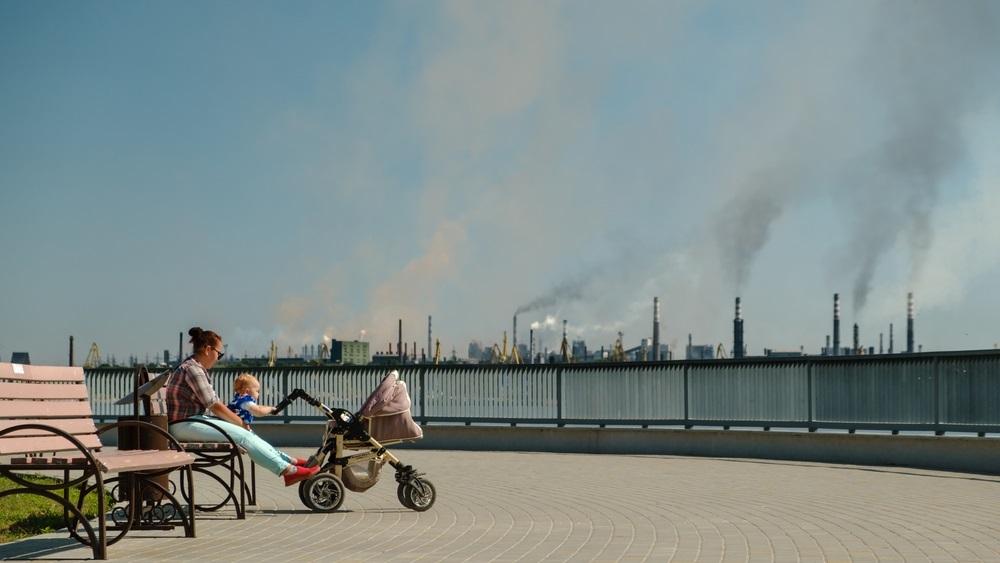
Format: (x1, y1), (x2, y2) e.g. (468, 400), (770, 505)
(234, 373), (260, 394)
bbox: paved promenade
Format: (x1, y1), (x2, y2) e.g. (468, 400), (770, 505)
(3, 449), (1000, 561)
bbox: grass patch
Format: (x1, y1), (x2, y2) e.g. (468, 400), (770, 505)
(0, 474), (110, 543)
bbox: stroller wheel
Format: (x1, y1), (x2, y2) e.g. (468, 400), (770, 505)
(397, 477), (436, 512)
(303, 473), (346, 512)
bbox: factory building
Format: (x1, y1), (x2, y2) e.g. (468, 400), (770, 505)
(330, 339), (370, 365)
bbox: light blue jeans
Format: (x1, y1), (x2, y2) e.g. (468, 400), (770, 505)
(170, 415), (294, 476)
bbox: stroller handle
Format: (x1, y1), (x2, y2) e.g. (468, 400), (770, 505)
(270, 389), (359, 422)
(270, 388), (319, 414)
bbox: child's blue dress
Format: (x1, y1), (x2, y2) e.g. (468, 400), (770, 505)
(228, 392), (256, 425)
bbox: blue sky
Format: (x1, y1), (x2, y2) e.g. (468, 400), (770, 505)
(2, 1), (999, 365)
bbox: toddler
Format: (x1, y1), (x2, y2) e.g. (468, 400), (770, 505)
(228, 373), (309, 466)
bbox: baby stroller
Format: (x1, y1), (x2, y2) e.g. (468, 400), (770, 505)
(270, 370), (436, 512)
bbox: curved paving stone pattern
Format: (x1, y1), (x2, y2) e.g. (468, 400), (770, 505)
(3, 449), (999, 561)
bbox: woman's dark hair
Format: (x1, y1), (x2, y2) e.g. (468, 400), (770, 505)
(188, 327), (221, 352)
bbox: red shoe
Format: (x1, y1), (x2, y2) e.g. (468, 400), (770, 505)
(290, 457), (310, 466)
(283, 464), (319, 487)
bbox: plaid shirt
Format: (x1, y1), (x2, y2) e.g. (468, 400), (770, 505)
(164, 356), (220, 423)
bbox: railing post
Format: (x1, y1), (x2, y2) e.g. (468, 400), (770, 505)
(282, 368), (290, 424)
(934, 357), (942, 436)
(556, 366), (563, 427)
(807, 361), (815, 432)
(683, 364), (691, 429)
(419, 366), (427, 424)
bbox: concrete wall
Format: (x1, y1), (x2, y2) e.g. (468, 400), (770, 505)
(248, 423), (1000, 476)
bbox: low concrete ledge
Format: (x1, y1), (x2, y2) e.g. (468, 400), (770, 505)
(251, 423), (1000, 475)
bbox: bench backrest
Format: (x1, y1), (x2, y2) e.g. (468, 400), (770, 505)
(0, 362), (102, 455)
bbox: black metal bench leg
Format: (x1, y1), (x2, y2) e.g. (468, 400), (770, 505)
(96, 473), (109, 560)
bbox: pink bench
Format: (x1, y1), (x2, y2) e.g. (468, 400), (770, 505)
(0, 363), (197, 559)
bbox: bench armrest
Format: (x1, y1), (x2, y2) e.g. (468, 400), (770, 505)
(97, 419), (188, 452)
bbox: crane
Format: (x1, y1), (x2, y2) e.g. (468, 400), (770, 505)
(84, 343), (101, 368)
(268, 340), (277, 367)
(610, 332), (625, 362)
(716, 342), (728, 359)
(433, 339), (441, 365)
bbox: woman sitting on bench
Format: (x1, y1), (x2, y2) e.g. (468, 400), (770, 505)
(165, 327), (320, 486)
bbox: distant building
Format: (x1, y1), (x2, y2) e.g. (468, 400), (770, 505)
(571, 340), (588, 361)
(686, 344), (714, 360)
(764, 349), (804, 358)
(516, 344), (529, 361)
(370, 353), (398, 366)
(10, 352), (30, 364)
(467, 341), (484, 363)
(330, 339), (370, 365)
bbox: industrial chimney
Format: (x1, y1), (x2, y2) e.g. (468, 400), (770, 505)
(853, 323), (859, 355)
(907, 292), (915, 354)
(833, 294), (841, 356)
(529, 328), (535, 365)
(889, 323), (894, 354)
(652, 297), (661, 361)
(398, 319), (403, 362)
(427, 316), (432, 365)
(733, 297), (744, 359)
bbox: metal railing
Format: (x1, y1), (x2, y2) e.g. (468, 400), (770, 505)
(85, 349), (1000, 435)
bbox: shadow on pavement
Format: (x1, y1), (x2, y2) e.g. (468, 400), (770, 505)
(0, 536), (87, 561)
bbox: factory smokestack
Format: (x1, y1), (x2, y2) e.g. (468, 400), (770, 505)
(907, 292), (915, 354)
(69, 335), (74, 366)
(398, 319), (403, 362)
(833, 294), (841, 356)
(427, 316), (432, 365)
(879, 332), (884, 354)
(178, 332), (183, 364)
(733, 297), (744, 359)
(529, 328), (535, 365)
(652, 297), (661, 361)
(853, 323), (859, 355)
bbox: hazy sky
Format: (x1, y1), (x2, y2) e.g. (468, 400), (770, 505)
(3, 1), (999, 365)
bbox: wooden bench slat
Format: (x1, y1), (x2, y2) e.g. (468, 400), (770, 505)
(0, 381), (90, 400)
(0, 434), (102, 455)
(0, 418), (98, 436)
(94, 450), (194, 474)
(0, 363), (84, 382)
(0, 400), (93, 418)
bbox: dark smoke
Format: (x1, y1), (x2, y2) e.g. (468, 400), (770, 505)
(515, 277), (588, 316)
(846, 1), (999, 313)
(715, 169), (790, 291)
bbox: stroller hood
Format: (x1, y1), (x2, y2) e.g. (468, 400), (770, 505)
(359, 371), (423, 442)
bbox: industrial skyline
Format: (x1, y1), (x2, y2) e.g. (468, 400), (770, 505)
(31, 288), (989, 369)
(3, 2), (1000, 365)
